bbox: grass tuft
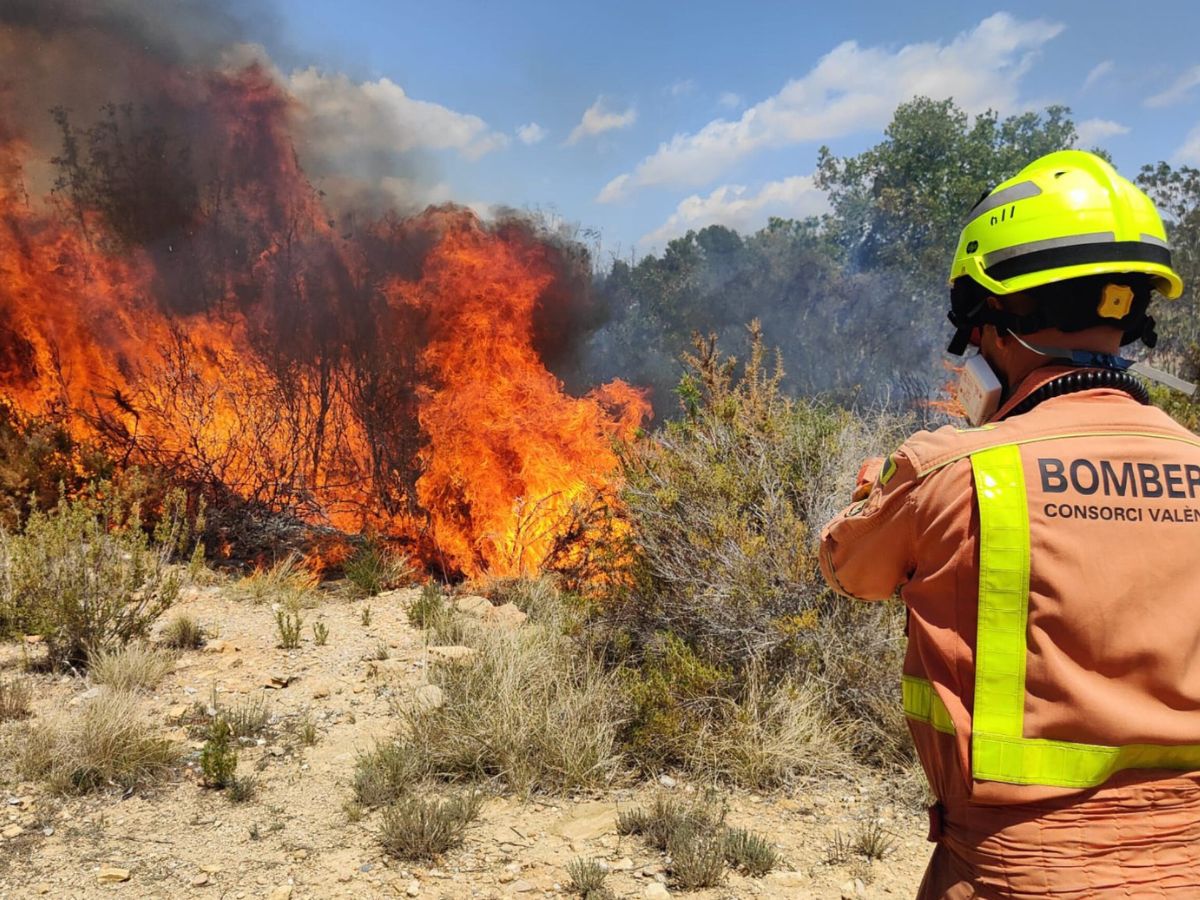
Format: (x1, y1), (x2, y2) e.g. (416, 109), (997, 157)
(160, 613), (205, 650)
(19, 690), (179, 794)
(344, 541), (413, 598)
(378, 790), (483, 861)
(88, 643), (176, 693)
(566, 858), (613, 899)
(0, 674), (33, 721)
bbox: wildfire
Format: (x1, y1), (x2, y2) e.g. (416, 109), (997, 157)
(0, 60), (649, 578)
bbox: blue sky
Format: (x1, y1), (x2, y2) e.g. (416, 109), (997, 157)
(257, 1), (1200, 258)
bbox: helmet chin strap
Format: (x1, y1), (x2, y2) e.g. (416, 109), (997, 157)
(1006, 330), (1198, 396)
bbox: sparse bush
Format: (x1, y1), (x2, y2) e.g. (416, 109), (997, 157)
(0, 486), (194, 670)
(668, 824), (727, 889)
(296, 715), (318, 747)
(372, 641), (391, 660)
(618, 792), (726, 852)
(852, 820), (897, 861)
(377, 790), (483, 861)
(345, 540), (412, 598)
(406, 582), (448, 629)
(88, 643), (176, 693)
(312, 621), (329, 646)
(199, 717), (238, 788)
(353, 742), (426, 808)
(360, 605), (372, 627)
(723, 827), (779, 876)
(238, 553), (318, 607)
(0, 675), (32, 721)
(20, 690), (178, 793)
(566, 858), (613, 899)
(161, 613), (205, 649)
(226, 774), (257, 803)
(275, 608), (302, 649)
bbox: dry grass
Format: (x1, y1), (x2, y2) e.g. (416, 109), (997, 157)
(683, 664), (852, 788)
(19, 689), (179, 794)
(160, 613), (205, 649)
(88, 644), (176, 693)
(378, 790), (484, 861)
(0, 674), (32, 721)
(409, 620), (625, 794)
(566, 858), (613, 899)
(237, 553), (318, 607)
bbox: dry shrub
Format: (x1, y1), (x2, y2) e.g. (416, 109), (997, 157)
(160, 613), (205, 649)
(0, 675), (32, 721)
(406, 582), (449, 630)
(566, 858), (613, 899)
(20, 690), (179, 793)
(0, 487), (194, 670)
(378, 790), (483, 861)
(89, 644), (176, 693)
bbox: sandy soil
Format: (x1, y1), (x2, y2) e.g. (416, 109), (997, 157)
(0, 584), (931, 899)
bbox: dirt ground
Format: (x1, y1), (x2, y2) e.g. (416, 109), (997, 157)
(0, 584), (931, 899)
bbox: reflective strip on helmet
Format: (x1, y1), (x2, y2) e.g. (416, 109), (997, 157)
(986, 239), (1173, 283)
(902, 675), (955, 734)
(983, 232), (1115, 268)
(1140, 233), (1170, 249)
(968, 443), (1200, 788)
(966, 180), (1043, 223)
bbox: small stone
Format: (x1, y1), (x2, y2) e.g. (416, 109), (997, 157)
(454, 595), (492, 617)
(270, 746), (286, 757)
(97, 866), (131, 884)
(310, 681), (331, 699)
(406, 880), (421, 897)
(412, 683), (444, 711)
(498, 873), (516, 884)
(658, 774), (677, 789)
(2, 824), (22, 838)
(765, 872), (810, 889)
(611, 858), (634, 871)
(510, 880), (535, 893)
(643, 884), (671, 900)
(264, 673), (293, 689)
(191, 873), (210, 887)
(840, 878), (857, 899)
(486, 603), (527, 629)
(293, 849), (309, 861)
(268, 888), (293, 900)
(166, 704), (188, 720)
(33, 884), (51, 895)
(23, 634), (44, 644)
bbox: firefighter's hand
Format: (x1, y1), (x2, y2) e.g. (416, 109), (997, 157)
(852, 457), (885, 501)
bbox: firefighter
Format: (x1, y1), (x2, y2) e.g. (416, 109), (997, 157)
(819, 149), (1200, 898)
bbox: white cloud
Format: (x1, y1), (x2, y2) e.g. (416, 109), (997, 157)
(1075, 118), (1129, 146)
(1083, 60), (1113, 91)
(516, 122), (548, 145)
(1174, 123), (1200, 164)
(717, 91), (742, 109)
(599, 13), (1063, 201)
(566, 98), (637, 145)
(288, 67), (509, 161)
(669, 79), (696, 97)
(1147, 65), (1200, 108)
(641, 175), (829, 246)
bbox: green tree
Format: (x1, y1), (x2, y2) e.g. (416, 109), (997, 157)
(815, 97), (1078, 290)
(1137, 162), (1200, 352)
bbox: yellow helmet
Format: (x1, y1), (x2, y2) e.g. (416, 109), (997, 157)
(947, 150), (1183, 353)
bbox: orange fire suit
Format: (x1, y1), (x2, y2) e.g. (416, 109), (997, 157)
(820, 366), (1200, 898)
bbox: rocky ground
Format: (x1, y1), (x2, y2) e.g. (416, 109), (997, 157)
(0, 584), (930, 899)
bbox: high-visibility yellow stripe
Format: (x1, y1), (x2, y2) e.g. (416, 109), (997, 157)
(970, 444), (1030, 741)
(902, 675), (955, 735)
(965, 442), (1200, 788)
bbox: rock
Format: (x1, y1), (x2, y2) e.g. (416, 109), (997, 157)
(552, 801), (619, 841)
(412, 683), (444, 711)
(33, 884), (51, 895)
(203, 640), (233, 654)
(264, 673), (293, 689)
(643, 884), (671, 900)
(658, 774), (677, 789)
(97, 866), (131, 884)
(166, 704), (188, 720)
(840, 878), (864, 899)
(310, 681), (331, 699)
(611, 858), (634, 871)
(192, 873), (210, 887)
(510, 880), (535, 893)
(268, 888), (293, 900)
(23, 634), (44, 644)
(427, 645), (476, 664)
(406, 880), (421, 897)
(487, 603), (527, 629)
(765, 872), (812, 889)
